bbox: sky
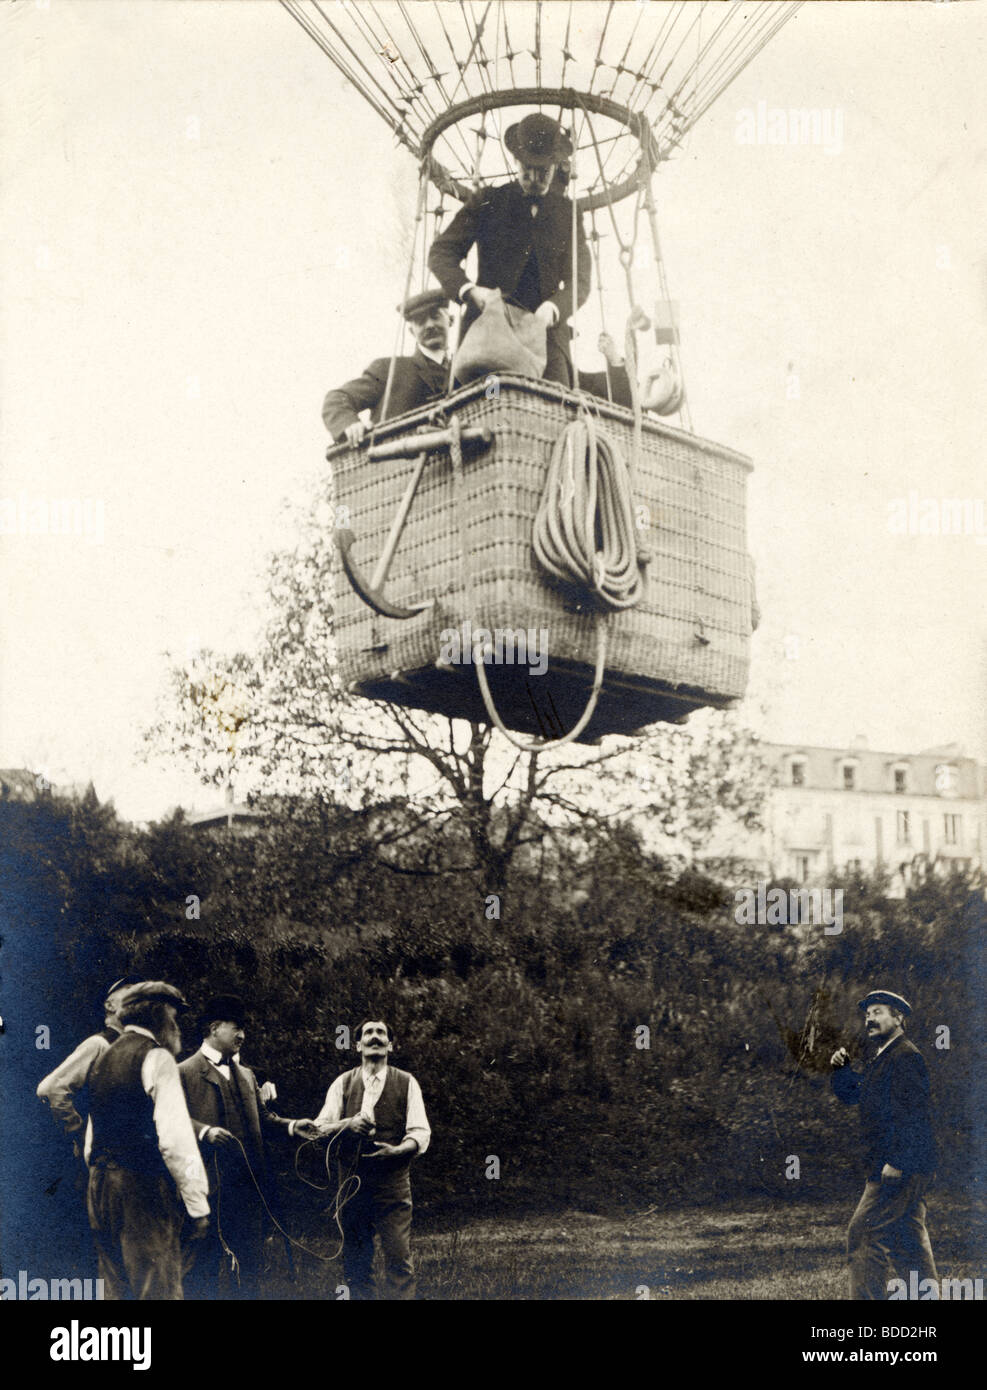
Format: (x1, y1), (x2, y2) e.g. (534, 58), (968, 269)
(1, 0), (985, 821)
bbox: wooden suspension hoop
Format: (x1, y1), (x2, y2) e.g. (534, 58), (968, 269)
(419, 89), (659, 212)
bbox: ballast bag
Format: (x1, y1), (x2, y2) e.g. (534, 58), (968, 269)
(453, 289), (548, 383)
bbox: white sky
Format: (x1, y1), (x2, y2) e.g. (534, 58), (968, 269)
(1, 0), (985, 821)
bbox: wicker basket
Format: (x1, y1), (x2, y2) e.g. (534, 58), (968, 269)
(328, 376), (754, 740)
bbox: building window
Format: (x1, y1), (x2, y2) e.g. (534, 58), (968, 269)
(894, 768), (907, 793)
(935, 763), (958, 794)
(896, 810), (910, 845)
(944, 814), (961, 846)
(842, 764), (857, 790)
(791, 760), (805, 787)
(794, 854), (810, 882)
(847, 858), (862, 873)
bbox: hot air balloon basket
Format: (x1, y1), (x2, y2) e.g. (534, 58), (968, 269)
(328, 375), (755, 740)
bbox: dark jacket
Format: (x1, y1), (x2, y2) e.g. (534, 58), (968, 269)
(321, 350), (449, 441)
(577, 365), (634, 410)
(428, 181), (591, 336)
(179, 1049), (291, 1195)
(831, 1034), (937, 1177)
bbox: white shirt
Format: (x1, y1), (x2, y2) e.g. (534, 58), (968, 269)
(200, 1040), (232, 1081)
(315, 1064), (430, 1155)
(416, 343), (448, 367)
(37, 1027), (117, 1135)
(197, 1043), (299, 1138)
(86, 1026), (209, 1219)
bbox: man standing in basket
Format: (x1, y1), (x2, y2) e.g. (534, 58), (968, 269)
(428, 112), (591, 388)
(314, 1019), (430, 1300)
(830, 989), (938, 1299)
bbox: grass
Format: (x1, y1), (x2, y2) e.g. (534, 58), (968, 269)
(267, 1190), (986, 1301)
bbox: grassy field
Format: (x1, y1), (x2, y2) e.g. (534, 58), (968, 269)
(271, 1191), (986, 1301)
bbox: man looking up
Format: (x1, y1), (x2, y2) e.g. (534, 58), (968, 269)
(830, 989), (938, 1299)
(315, 1019), (430, 1300)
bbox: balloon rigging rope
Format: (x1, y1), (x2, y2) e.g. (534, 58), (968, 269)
(209, 1130), (364, 1283)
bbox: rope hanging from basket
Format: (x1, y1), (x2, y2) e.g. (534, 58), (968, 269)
(451, 415), (609, 753)
(576, 95), (689, 428)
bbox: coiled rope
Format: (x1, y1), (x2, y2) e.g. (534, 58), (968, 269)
(532, 408), (644, 611)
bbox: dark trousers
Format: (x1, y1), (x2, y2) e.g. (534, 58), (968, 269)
(338, 1166), (415, 1301)
(847, 1174), (938, 1299)
(87, 1164), (184, 1300)
(543, 327), (574, 388)
(183, 1174), (265, 1301)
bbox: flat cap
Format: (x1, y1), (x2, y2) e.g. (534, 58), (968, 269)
(105, 974), (144, 1001)
(117, 981), (190, 1019)
(858, 990), (912, 1016)
(399, 288), (450, 321)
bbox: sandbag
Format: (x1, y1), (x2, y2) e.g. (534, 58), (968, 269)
(453, 289), (548, 383)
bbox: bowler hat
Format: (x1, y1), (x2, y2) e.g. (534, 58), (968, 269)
(200, 993), (248, 1030)
(117, 981), (190, 1022)
(505, 113), (573, 167)
(858, 989), (912, 1016)
(399, 289), (450, 321)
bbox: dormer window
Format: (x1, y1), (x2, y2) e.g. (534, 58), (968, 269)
(894, 767), (907, 794)
(935, 763), (958, 796)
(791, 759), (806, 787)
(842, 764), (857, 790)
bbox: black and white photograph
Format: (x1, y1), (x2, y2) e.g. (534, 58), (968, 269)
(1, 0), (984, 1358)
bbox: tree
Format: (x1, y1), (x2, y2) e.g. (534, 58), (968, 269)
(144, 488), (771, 903)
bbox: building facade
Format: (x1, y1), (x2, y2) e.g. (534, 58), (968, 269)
(756, 740), (985, 882)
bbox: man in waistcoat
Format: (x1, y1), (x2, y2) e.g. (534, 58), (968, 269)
(86, 982), (210, 1300)
(315, 1018), (430, 1300)
(830, 989), (938, 1299)
(36, 975), (146, 1277)
(322, 290), (453, 446)
(428, 112), (591, 387)
(179, 994), (320, 1299)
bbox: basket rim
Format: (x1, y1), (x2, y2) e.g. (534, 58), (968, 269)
(326, 374), (755, 474)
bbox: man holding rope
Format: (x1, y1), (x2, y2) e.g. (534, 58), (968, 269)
(179, 994), (320, 1299)
(315, 1019), (430, 1301)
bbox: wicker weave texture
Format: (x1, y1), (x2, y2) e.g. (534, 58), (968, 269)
(330, 381), (753, 706)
